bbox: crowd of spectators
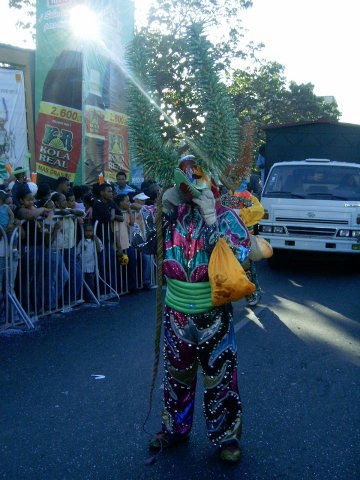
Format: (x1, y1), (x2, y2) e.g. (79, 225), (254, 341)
(0, 168), (159, 320)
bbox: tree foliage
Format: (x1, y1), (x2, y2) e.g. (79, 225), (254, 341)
(133, 0), (256, 145)
(228, 61), (340, 151)
(8, 0), (36, 40)
(229, 61), (340, 126)
(127, 23), (239, 183)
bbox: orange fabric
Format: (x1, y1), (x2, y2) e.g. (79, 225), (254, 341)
(239, 196), (264, 227)
(209, 238), (255, 307)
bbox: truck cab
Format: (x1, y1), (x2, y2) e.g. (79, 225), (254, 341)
(259, 159), (360, 255)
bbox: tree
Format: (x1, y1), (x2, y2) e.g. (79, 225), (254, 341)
(132, 0), (256, 144)
(127, 23), (239, 184)
(228, 61), (341, 149)
(8, 0), (36, 41)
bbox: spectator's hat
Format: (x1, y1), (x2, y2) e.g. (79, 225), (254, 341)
(13, 166), (27, 177)
(27, 182), (38, 196)
(133, 192), (150, 201)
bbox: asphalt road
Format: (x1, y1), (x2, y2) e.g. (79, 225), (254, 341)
(1, 252), (359, 480)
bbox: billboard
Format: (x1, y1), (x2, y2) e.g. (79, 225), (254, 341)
(35, 0), (134, 185)
(0, 68), (28, 179)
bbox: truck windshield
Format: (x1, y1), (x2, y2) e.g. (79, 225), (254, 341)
(263, 164), (360, 201)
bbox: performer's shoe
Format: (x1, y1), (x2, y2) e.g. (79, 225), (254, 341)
(149, 432), (189, 451)
(219, 442), (242, 463)
(246, 290), (261, 307)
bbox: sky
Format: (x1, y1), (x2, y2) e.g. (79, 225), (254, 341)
(0, 0), (359, 124)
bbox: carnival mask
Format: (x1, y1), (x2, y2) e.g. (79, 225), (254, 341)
(174, 155), (211, 199)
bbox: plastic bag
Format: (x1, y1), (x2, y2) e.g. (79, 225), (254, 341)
(209, 238), (255, 307)
(248, 235), (273, 261)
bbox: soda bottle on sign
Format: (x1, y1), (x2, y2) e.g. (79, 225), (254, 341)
(103, 62), (129, 182)
(36, 50), (83, 185)
(84, 69), (106, 185)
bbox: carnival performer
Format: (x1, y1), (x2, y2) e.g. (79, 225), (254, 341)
(127, 23), (272, 464)
(133, 156), (255, 463)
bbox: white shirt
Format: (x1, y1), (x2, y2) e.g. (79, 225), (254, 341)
(76, 238), (103, 273)
(54, 217), (76, 250)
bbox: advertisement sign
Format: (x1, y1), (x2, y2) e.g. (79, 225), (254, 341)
(35, 0), (134, 184)
(35, 102), (82, 180)
(0, 69), (28, 179)
(104, 110), (129, 182)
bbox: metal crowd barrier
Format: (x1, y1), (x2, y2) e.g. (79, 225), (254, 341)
(0, 216), (157, 331)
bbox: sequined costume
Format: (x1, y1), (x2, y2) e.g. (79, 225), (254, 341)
(134, 199), (250, 447)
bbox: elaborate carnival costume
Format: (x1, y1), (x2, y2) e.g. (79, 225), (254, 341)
(128, 25), (272, 463)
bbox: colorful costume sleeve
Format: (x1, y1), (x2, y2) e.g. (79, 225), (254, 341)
(217, 206), (250, 263)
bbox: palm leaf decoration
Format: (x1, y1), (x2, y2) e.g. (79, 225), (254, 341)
(127, 35), (178, 186)
(224, 121), (255, 181)
(185, 23), (239, 177)
(127, 23), (239, 183)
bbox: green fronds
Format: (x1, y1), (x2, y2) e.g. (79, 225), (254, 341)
(127, 35), (178, 185)
(127, 23), (239, 183)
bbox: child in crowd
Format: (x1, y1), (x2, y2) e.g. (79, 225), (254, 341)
(0, 190), (14, 239)
(113, 194), (134, 258)
(131, 192), (152, 290)
(36, 197), (67, 311)
(0, 190), (17, 320)
(52, 192), (83, 303)
(65, 189), (77, 210)
(35, 183), (52, 207)
(83, 193), (94, 221)
(15, 185), (55, 312)
(76, 222), (103, 302)
(113, 194), (137, 293)
(72, 185), (87, 212)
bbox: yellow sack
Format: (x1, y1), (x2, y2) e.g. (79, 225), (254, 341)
(239, 196), (265, 228)
(209, 238), (255, 307)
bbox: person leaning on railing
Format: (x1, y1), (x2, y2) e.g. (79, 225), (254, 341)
(76, 222), (103, 303)
(92, 184), (123, 294)
(15, 184), (54, 312)
(113, 193), (137, 293)
(35, 196), (69, 311)
(51, 192), (84, 304)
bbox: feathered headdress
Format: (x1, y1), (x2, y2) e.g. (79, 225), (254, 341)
(222, 121), (255, 190)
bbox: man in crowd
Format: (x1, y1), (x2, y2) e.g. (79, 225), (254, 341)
(11, 167), (29, 206)
(114, 170), (135, 196)
(132, 192), (152, 290)
(55, 176), (71, 196)
(92, 183), (123, 293)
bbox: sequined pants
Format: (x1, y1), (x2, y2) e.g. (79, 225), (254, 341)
(162, 303), (242, 446)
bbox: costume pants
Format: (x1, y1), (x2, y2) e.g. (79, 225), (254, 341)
(142, 253), (152, 288)
(162, 303), (242, 446)
(246, 260), (259, 291)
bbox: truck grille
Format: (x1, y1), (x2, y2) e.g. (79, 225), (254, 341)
(286, 226), (336, 237)
(276, 217), (348, 225)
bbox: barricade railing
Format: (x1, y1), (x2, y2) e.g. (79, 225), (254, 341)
(6, 215), (86, 326)
(0, 215), (157, 330)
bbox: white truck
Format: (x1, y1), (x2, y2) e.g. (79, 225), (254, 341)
(259, 158), (360, 259)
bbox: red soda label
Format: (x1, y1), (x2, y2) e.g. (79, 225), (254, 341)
(35, 101), (82, 180)
(85, 105), (106, 138)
